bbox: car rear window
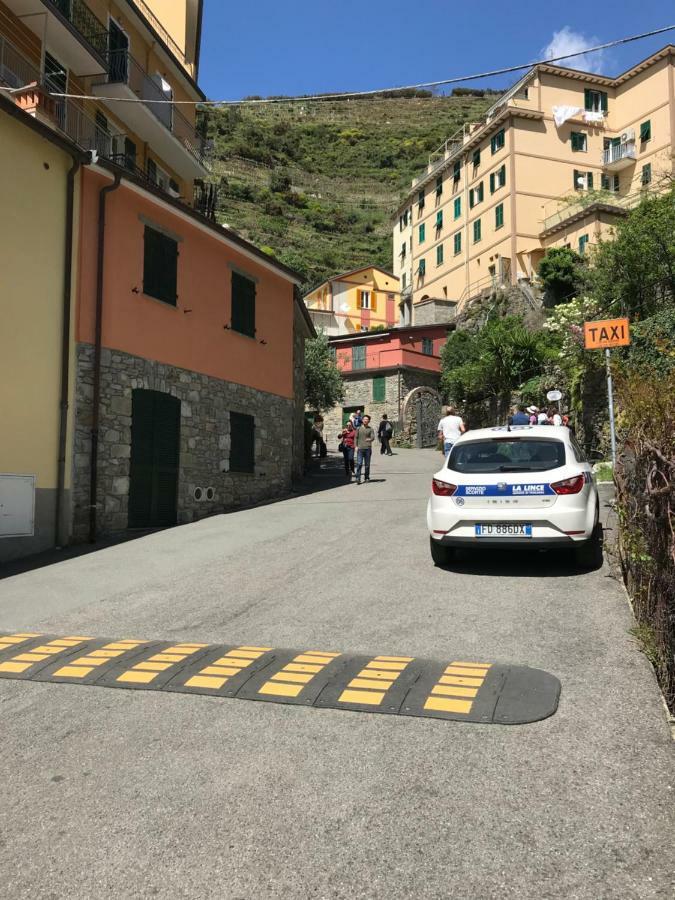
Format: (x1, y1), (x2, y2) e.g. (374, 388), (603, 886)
(448, 439), (566, 473)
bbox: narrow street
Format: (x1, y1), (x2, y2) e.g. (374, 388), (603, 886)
(0, 449), (673, 899)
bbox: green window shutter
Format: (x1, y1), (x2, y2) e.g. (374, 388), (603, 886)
(454, 197), (461, 218)
(419, 223), (425, 243)
(436, 175), (443, 196)
(372, 376), (385, 402)
(640, 120), (651, 142)
(584, 89), (592, 111)
(147, 157), (157, 182)
(419, 258), (426, 276)
(613, 174), (619, 192)
(571, 132), (586, 152)
(642, 163), (651, 185)
(418, 189), (425, 207)
(473, 219), (481, 242)
(472, 148), (480, 167)
(230, 411), (255, 473)
(231, 270), (256, 337)
(573, 169), (580, 189)
(495, 203), (504, 228)
(454, 232), (461, 254)
(436, 244), (444, 265)
(600, 91), (608, 113)
(477, 182), (484, 202)
(352, 345), (366, 369)
(500, 164), (506, 187)
(453, 160), (461, 181)
(601, 173), (609, 190)
(578, 235), (589, 255)
(436, 210), (443, 228)
(489, 172), (495, 193)
(587, 172), (593, 190)
(422, 338), (433, 355)
(469, 190), (474, 209)
(143, 226), (177, 306)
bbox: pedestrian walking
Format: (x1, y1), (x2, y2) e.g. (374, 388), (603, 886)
(353, 409), (364, 428)
(312, 416), (326, 457)
(354, 414), (375, 483)
(437, 406), (466, 457)
(508, 404), (530, 426)
(378, 414), (394, 455)
(338, 421), (356, 480)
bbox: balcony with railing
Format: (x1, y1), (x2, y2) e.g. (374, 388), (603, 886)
(128, 0), (188, 69)
(3, 0), (108, 74)
(92, 49), (208, 179)
(602, 140), (636, 171)
(541, 189), (642, 236)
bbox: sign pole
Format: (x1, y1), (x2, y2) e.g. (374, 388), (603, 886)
(605, 348), (617, 467)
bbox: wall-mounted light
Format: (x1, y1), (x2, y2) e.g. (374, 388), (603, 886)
(260, 339), (267, 345)
(131, 287), (139, 294)
(183, 309), (193, 314)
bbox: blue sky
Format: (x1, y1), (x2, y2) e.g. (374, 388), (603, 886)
(198, 1), (673, 100)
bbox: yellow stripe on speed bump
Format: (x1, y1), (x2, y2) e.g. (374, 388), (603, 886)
(422, 662), (492, 717)
(52, 640), (145, 679)
(183, 646), (272, 691)
(0, 637), (90, 675)
(337, 656), (413, 707)
(257, 650), (342, 698)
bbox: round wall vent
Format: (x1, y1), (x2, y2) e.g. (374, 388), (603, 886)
(193, 486), (203, 501)
(205, 487), (215, 501)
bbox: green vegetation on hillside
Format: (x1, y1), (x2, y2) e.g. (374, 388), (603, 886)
(200, 94), (495, 291)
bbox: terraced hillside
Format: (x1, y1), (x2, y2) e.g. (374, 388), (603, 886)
(201, 93), (495, 292)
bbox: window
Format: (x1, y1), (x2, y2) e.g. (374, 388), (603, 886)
(436, 175), (443, 197)
(372, 375), (385, 402)
(147, 157), (157, 183)
(358, 290), (371, 309)
(231, 270), (256, 337)
(419, 223), (425, 243)
(469, 182), (483, 208)
(453, 197), (461, 219)
(472, 148), (480, 169)
(328, 346), (337, 361)
(418, 258), (426, 277)
(578, 234), (589, 255)
(571, 131), (587, 152)
(422, 338), (434, 355)
(490, 128), (505, 154)
(489, 165), (506, 193)
(584, 88), (608, 114)
(495, 203), (504, 229)
(143, 226), (177, 306)
(641, 163), (652, 185)
(400, 242), (406, 258)
(352, 345), (366, 370)
(449, 438), (566, 474)
(601, 173), (620, 192)
(435, 210), (443, 230)
(401, 272), (407, 289)
(436, 244), (444, 265)
(573, 169), (594, 190)
(399, 215), (404, 232)
(230, 412), (255, 473)
(418, 189), (425, 209)
(639, 120), (651, 143)
(453, 160), (461, 182)
(454, 232), (462, 255)
(473, 219), (482, 242)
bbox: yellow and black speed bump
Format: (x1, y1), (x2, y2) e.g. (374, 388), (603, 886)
(0, 632), (561, 725)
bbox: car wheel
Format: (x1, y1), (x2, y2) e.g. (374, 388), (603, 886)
(430, 536), (454, 567)
(574, 522), (603, 570)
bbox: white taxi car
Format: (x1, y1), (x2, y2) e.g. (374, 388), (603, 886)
(427, 425), (602, 568)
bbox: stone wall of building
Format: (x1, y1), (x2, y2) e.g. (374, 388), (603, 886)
(72, 343), (294, 540)
(321, 367), (440, 450)
(412, 299), (457, 326)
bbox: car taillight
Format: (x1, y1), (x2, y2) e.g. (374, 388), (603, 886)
(432, 479), (457, 496)
(550, 474), (585, 495)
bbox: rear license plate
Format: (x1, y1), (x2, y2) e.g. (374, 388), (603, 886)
(475, 523), (532, 537)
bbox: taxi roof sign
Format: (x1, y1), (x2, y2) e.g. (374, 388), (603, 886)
(584, 317), (630, 350)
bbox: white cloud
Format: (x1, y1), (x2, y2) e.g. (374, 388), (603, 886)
(540, 27), (607, 74)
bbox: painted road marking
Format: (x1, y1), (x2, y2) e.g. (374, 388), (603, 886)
(0, 635), (561, 725)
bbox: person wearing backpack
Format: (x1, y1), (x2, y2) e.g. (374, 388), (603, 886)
(378, 414), (394, 456)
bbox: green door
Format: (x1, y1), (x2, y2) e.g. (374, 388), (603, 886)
(128, 390), (180, 528)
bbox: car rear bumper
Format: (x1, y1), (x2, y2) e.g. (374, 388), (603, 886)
(433, 534), (579, 548)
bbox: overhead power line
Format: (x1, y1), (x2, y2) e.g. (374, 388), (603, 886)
(1, 24), (673, 106)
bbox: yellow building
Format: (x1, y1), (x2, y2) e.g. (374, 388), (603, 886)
(304, 266), (401, 336)
(0, 0), (207, 561)
(394, 46), (675, 310)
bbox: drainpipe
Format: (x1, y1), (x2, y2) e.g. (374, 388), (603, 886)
(89, 171), (122, 543)
(54, 154), (81, 547)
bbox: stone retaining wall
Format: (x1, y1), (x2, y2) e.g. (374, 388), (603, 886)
(72, 344), (293, 540)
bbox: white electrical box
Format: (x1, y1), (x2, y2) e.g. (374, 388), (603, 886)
(0, 474), (36, 537)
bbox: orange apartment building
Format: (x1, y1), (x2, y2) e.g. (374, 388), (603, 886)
(0, 0), (312, 561)
(394, 46), (675, 311)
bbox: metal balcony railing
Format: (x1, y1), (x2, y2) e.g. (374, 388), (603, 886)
(129, 0), (187, 66)
(47, 0), (108, 60)
(104, 49), (207, 167)
(602, 142), (636, 166)
(0, 32), (39, 89)
(193, 181), (218, 221)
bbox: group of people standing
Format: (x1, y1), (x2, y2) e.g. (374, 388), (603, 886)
(337, 409), (394, 483)
(508, 405), (570, 427)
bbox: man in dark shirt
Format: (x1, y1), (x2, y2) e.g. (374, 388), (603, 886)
(354, 415), (375, 484)
(378, 414), (393, 455)
(508, 404), (530, 426)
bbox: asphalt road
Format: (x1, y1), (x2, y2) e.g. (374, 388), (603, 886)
(0, 449), (673, 899)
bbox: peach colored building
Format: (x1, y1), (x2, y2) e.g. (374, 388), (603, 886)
(304, 265), (400, 336)
(394, 46), (675, 311)
(0, 0), (310, 559)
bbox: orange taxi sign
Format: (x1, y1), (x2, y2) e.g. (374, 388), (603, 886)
(584, 318), (630, 350)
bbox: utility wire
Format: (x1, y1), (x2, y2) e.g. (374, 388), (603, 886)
(1, 25), (673, 106)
